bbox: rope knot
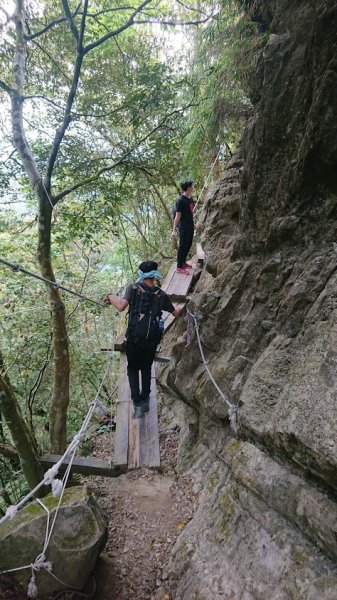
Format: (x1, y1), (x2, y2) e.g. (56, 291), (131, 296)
(51, 478), (63, 498)
(95, 399), (109, 417)
(229, 404), (239, 433)
(72, 433), (81, 444)
(44, 465), (59, 485)
(33, 554), (53, 572)
(27, 573), (38, 598)
(2, 505), (18, 522)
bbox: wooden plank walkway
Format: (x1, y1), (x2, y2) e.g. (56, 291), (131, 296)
(39, 254), (205, 477)
(161, 260), (196, 301)
(40, 256), (205, 478)
(113, 353), (130, 468)
(113, 257), (202, 470)
(128, 366), (160, 469)
(196, 242), (205, 263)
(114, 358), (160, 469)
(162, 301), (185, 333)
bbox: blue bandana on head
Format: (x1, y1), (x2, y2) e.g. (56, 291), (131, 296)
(138, 269), (162, 280)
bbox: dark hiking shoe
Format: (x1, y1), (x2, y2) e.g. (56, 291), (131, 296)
(141, 397), (150, 413)
(133, 405), (145, 419)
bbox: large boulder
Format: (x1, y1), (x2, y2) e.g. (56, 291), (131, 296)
(169, 443), (337, 600)
(0, 485), (107, 598)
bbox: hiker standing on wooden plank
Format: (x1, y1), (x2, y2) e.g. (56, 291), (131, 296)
(104, 261), (181, 419)
(171, 179), (195, 275)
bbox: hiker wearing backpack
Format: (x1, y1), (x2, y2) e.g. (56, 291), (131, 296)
(171, 179), (195, 275)
(104, 261), (181, 418)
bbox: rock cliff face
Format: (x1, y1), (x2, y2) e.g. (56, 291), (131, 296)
(159, 1), (337, 598)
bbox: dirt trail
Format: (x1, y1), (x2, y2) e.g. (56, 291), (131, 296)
(0, 414), (195, 600)
(90, 414), (196, 600)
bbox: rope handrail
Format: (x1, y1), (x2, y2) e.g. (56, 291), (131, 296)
(0, 351), (114, 596)
(0, 257), (106, 308)
(0, 358), (112, 526)
(187, 309), (238, 433)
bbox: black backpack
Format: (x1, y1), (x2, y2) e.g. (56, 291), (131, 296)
(126, 282), (164, 345)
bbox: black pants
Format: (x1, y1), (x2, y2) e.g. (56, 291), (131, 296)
(177, 225), (194, 268)
(126, 340), (157, 405)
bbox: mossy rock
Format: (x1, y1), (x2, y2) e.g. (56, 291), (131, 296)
(218, 493), (235, 517)
(207, 474), (219, 494)
(0, 485), (108, 599)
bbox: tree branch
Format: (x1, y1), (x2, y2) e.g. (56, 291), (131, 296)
(27, 338), (52, 431)
(25, 15), (68, 40)
(85, 6), (138, 19)
(78, 0), (88, 51)
(148, 179), (173, 225)
(121, 212), (157, 251)
(175, 0), (207, 14)
(44, 51), (84, 187)
(61, 0), (79, 43)
(133, 15), (214, 26)
(44, 0), (92, 186)
(53, 101), (196, 203)
(24, 4), (81, 40)
(118, 214), (134, 273)
(83, 0), (153, 55)
(73, 103), (130, 119)
(0, 79), (14, 94)
(11, 0), (42, 193)
(23, 116), (55, 140)
(92, 15), (110, 34)
(31, 39), (73, 83)
(24, 94), (66, 111)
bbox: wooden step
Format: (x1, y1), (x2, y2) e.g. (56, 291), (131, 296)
(196, 242), (205, 263)
(40, 454), (126, 478)
(161, 262), (196, 301)
(128, 366), (160, 469)
(101, 346), (169, 362)
(162, 301), (185, 333)
(113, 353), (130, 468)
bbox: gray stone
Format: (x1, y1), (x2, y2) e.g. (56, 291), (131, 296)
(158, 0), (337, 597)
(0, 486), (107, 598)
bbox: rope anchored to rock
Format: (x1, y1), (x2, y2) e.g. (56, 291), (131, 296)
(187, 310), (238, 433)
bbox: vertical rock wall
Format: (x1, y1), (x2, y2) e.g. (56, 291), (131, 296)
(159, 1), (337, 598)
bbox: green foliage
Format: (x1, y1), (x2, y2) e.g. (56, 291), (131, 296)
(181, 0), (269, 186)
(0, 0), (259, 503)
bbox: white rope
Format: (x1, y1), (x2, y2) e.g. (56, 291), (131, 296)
(0, 360), (112, 527)
(0, 257), (106, 308)
(0, 361), (113, 596)
(101, 308), (120, 464)
(187, 310), (238, 432)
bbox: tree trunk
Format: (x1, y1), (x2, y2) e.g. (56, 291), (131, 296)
(150, 181), (174, 226)
(0, 352), (44, 491)
(37, 191), (70, 453)
(11, 1), (70, 453)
